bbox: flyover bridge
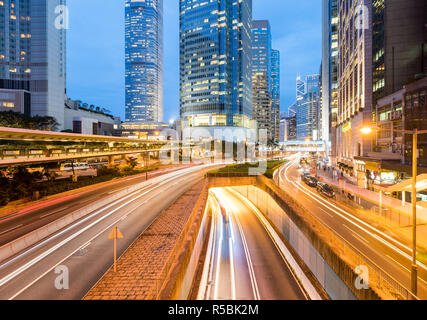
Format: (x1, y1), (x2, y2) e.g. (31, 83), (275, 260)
(0, 127), (198, 167)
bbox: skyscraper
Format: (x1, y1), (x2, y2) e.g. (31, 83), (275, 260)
(0, 0), (67, 128)
(296, 75), (321, 141)
(335, 0), (373, 183)
(271, 49), (281, 142)
(252, 20), (272, 140)
(321, 0), (339, 145)
(179, 0), (253, 140)
(125, 0), (163, 124)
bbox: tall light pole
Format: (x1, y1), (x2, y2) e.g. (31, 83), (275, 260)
(361, 126), (427, 298)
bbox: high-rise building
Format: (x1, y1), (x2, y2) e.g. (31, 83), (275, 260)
(372, 0), (427, 105)
(271, 49), (281, 142)
(335, 0), (373, 186)
(0, 0), (67, 129)
(321, 0), (339, 146)
(296, 75), (321, 141)
(179, 0), (253, 140)
(252, 20), (272, 140)
(125, 0), (163, 124)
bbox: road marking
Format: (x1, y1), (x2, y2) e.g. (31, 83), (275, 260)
(0, 166), (210, 294)
(281, 162), (427, 271)
(0, 224), (23, 236)
(226, 195), (260, 300)
(39, 206), (70, 219)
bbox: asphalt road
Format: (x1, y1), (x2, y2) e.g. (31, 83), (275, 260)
(0, 164), (213, 300)
(0, 165), (196, 246)
(197, 187), (308, 300)
(278, 156), (427, 299)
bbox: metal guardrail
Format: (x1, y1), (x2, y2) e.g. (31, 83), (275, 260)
(270, 169), (418, 300)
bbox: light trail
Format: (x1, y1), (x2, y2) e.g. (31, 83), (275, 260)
(280, 159), (427, 272)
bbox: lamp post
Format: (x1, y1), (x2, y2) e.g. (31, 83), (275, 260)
(361, 125), (427, 298)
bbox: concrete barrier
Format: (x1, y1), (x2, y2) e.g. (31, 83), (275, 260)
(0, 167), (203, 264)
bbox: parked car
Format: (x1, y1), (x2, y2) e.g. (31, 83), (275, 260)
(302, 174), (318, 187)
(316, 182), (336, 198)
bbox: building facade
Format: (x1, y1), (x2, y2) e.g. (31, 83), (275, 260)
(0, 0), (67, 128)
(296, 75), (321, 141)
(179, 0), (253, 141)
(252, 20), (272, 141)
(321, 0), (339, 147)
(372, 0), (427, 105)
(335, 0), (373, 186)
(125, 0), (163, 123)
(271, 49), (281, 142)
(64, 98), (116, 136)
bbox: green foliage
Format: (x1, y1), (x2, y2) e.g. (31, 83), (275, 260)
(0, 111), (59, 131)
(126, 156), (139, 169)
(208, 160), (287, 178)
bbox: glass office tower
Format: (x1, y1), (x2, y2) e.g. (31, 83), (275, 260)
(0, 0), (67, 129)
(296, 75), (321, 141)
(252, 20), (272, 140)
(271, 49), (280, 142)
(125, 0), (163, 123)
(179, 0), (253, 139)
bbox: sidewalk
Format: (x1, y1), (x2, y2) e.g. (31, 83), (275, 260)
(83, 181), (207, 300)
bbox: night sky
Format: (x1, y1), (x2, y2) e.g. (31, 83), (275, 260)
(66, 0), (321, 121)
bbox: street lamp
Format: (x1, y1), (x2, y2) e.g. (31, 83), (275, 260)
(361, 125), (427, 298)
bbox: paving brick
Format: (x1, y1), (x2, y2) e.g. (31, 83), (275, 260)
(83, 181), (206, 300)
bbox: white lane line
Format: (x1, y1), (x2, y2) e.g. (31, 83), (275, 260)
(0, 225), (24, 236)
(6, 171), (207, 300)
(229, 201), (260, 300)
(0, 167), (204, 290)
(39, 206), (70, 219)
(386, 254), (410, 273)
(0, 165), (208, 272)
(229, 237), (237, 300)
(281, 162), (427, 271)
(213, 202), (223, 300)
(227, 187), (311, 300)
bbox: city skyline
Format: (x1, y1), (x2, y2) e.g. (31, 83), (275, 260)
(66, 0), (321, 123)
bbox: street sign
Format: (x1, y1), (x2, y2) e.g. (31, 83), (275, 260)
(108, 226), (124, 240)
(108, 226), (124, 272)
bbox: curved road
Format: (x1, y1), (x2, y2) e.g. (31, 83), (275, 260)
(0, 164), (213, 300)
(197, 187), (308, 300)
(278, 156), (427, 299)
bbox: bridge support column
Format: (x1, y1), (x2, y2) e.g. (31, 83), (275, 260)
(108, 155), (115, 167)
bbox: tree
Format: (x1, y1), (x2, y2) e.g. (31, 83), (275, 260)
(126, 156), (138, 170)
(0, 111), (58, 131)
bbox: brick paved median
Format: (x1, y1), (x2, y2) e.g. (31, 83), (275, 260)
(83, 180), (206, 300)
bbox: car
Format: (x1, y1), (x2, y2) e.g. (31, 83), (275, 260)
(302, 174), (318, 187)
(316, 182), (336, 198)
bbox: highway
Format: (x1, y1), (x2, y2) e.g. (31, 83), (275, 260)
(0, 165), (197, 246)
(197, 187), (308, 300)
(278, 156), (427, 299)
(0, 164), (213, 300)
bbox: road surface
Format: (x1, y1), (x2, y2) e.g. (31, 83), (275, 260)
(197, 187), (308, 300)
(278, 156), (427, 299)
(0, 164), (213, 300)
(0, 165), (197, 246)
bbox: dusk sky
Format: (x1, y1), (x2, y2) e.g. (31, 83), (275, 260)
(67, 0), (321, 122)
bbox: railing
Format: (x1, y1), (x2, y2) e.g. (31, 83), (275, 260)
(269, 170), (418, 300)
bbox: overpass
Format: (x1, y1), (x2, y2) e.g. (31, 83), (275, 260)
(278, 141), (328, 153)
(0, 126), (200, 167)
